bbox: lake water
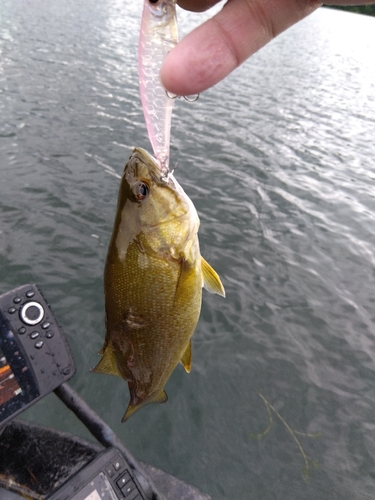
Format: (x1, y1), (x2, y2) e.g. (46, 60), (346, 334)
(1, 2), (375, 499)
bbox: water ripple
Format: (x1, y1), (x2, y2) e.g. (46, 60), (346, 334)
(1, 3), (375, 500)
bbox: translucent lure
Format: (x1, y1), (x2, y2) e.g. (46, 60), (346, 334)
(138, 0), (178, 175)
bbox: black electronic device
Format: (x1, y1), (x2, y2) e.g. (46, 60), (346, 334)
(48, 447), (147, 500)
(0, 284), (75, 426)
(0, 285), (151, 500)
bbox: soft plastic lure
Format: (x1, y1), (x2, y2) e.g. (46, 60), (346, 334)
(138, 0), (178, 175)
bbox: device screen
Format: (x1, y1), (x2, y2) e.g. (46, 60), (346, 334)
(70, 472), (118, 500)
(0, 313), (40, 424)
(0, 347), (23, 405)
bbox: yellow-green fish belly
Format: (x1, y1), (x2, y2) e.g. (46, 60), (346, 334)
(100, 238), (202, 413)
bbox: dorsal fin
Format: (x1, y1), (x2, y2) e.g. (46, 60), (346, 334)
(92, 341), (122, 378)
(180, 341), (192, 373)
(201, 256), (226, 297)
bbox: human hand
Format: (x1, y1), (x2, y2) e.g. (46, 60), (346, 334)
(160, 0), (375, 96)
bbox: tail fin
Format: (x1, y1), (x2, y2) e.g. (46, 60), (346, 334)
(122, 389), (168, 423)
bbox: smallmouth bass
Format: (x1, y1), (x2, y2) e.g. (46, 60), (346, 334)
(94, 148), (225, 422)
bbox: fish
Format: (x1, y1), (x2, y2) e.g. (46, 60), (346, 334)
(93, 147), (225, 422)
(138, 0), (179, 174)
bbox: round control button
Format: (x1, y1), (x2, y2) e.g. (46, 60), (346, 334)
(20, 301), (44, 326)
(13, 297), (21, 304)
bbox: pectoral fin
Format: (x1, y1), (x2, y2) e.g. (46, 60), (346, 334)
(92, 341), (122, 378)
(201, 256), (226, 297)
(180, 341), (192, 373)
(122, 389), (168, 423)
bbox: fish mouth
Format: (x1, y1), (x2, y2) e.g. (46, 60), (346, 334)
(130, 147), (168, 185)
(127, 147), (195, 228)
(129, 147), (185, 196)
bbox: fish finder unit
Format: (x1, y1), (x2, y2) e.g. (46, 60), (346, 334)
(0, 284), (75, 426)
(0, 284), (151, 500)
(48, 446), (147, 500)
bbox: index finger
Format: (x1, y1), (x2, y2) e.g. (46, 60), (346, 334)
(176, 0), (221, 12)
(161, 0), (322, 95)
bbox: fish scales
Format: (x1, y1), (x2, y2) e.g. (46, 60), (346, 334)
(94, 148), (225, 421)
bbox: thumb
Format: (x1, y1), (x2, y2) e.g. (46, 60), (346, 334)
(161, 0), (321, 95)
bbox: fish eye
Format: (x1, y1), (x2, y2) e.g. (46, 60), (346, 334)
(133, 181), (149, 201)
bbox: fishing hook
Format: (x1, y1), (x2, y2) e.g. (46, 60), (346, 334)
(165, 90), (199, 102)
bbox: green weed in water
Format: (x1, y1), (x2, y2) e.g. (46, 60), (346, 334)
(251, 390), (321, 480)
